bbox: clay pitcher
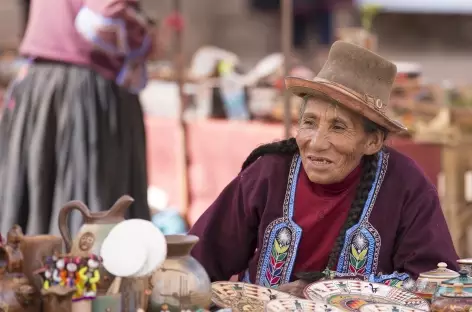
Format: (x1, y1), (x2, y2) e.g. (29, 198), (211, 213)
(58, 195), (134, 294)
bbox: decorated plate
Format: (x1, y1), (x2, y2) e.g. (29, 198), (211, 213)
(211, 282), (295, 312)
(266, 299), (342, 312)
(304, 280), (430, 312)
(360, 303), (426, 312)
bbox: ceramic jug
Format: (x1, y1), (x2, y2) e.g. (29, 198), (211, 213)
(150, 235), (212, 312)
(58, 195), (134, 294)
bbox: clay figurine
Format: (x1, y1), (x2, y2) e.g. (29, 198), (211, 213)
(66, 258), (79, 288)
(53, 257), (67, 286)
(0, 226), (40, 312)
(84, 254), (101, 297)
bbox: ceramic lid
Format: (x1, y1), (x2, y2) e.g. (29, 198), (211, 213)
(418, 262), (459, 279)
(442, 270), (472, 286)
(440, 283), (472, 298)
(458, 258), (472, 265)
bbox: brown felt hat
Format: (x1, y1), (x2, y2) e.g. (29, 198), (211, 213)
(285, 41), (407, 133)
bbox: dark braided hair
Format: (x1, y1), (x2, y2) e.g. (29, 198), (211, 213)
(241, 107), (387, 283)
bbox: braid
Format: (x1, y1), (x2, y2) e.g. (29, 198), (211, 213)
(241, 138), (298, 171)
(296, 152), (379, 283)
(326, 152), (379, 269)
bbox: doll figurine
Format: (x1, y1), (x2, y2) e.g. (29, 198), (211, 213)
(65, 258), (78, 289)
(42, 267), (54, 290)
(53, 257), (67, 286)
(77, 257), (90, 299)
(84, 254), (101, 298)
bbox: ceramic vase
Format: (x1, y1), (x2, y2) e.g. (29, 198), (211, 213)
(149, 235), (211, 312)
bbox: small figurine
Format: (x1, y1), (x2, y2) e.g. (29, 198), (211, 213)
(53, 257), (67, 286)
(84, 254), (101, 298)
(69, 257), (87, 298)
(65, 258), (78, 288)
(42, 267), (54, 290)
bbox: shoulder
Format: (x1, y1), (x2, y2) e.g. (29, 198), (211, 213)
(383, 146), (438, 200)
(240, 154), (294, 182)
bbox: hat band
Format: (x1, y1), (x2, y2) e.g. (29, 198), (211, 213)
(312, 77), (387, 115)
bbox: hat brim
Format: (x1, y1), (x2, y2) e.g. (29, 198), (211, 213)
(285, 76), (407, 133)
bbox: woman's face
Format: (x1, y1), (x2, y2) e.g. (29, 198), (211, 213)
(296, 96), (383, 184)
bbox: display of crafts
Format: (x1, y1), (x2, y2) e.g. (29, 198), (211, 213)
(304, 280), (430, 312)
(266, 298), (343, 312)
(359, 303), (426, 312)
(36, 253), (102, 301)
(211, 281), (295, 311)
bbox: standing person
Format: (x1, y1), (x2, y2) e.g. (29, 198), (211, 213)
(0, 0), (154, 235)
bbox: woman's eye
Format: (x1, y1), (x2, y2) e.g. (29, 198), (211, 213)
(302, 119), (315, 126)
(333, 123), (346, 130)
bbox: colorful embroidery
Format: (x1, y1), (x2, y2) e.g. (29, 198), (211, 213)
(251, 151), (393, 287)
(255, 155), (302, 287)
(349, 232), (368, 274)
(337, 151), (388, 275)
(265, 227), (292, 287)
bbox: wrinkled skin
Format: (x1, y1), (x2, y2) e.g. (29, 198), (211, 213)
(296, 96), (383, 184)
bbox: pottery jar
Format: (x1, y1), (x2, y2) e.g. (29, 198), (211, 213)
(435, 270), (472, 299)
(149, 235), (212, 312)
(414, 262), (459, 301)
(431, 283), (472, 312)
(457, 259), (472, 275)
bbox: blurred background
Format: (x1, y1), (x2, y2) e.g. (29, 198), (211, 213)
(2, 0), (472, 256)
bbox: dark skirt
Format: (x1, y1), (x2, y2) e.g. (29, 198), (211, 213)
(0, 62), (150, 235)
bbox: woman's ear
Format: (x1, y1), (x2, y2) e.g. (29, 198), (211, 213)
(363, 131), (384, 156)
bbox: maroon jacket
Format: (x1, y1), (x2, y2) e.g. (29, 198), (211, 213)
(189, 147), (458, 288)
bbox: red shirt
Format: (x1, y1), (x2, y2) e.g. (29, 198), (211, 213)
(293, 164), (361, 273)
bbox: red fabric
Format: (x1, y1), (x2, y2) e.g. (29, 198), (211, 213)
(293, 164), (361, 272)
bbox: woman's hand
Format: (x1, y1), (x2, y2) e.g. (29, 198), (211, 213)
(277, 280), (309, 298)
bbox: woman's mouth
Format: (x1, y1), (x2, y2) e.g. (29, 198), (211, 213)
(307, 155), (333, 167)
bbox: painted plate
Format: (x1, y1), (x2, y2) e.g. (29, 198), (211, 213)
(266, 299), (342, 312)
(211, 282), (295, 312)
(360, 303), (426, 312)
(304, 280), (430, 312)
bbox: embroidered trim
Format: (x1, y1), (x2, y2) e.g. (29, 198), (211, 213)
(255, 155), (302, 287)
(337, 150), (389, 275)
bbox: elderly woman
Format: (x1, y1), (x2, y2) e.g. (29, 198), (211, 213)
(189, 41), (458, 296)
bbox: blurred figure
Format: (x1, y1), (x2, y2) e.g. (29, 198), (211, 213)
(293, 0), (353, 49)
(0, 0), (156, 235)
